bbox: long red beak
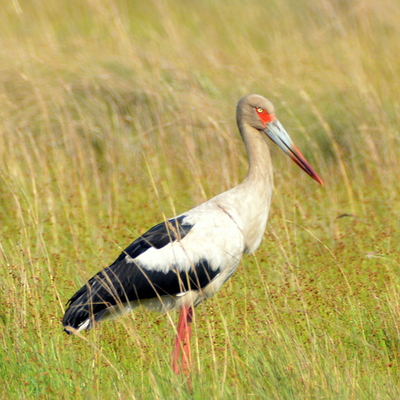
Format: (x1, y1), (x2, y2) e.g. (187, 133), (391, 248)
(263, 119), (324, 185)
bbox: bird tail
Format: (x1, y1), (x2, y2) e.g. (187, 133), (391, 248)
(62, 285), (95, 334)
(62, 281), (133, 334)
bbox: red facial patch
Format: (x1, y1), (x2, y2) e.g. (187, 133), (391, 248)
(256, 108), (275, 126)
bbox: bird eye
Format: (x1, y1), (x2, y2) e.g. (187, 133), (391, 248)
(256, 107), (264, 113)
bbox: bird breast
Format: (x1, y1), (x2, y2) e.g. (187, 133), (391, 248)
(209, 182), (273, 254)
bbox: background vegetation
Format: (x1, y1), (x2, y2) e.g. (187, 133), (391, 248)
(1, 0), (400, 398)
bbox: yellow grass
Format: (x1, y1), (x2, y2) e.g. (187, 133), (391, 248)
(1, 0), (400, 398)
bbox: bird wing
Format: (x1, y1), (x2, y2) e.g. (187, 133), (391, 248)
(62, 210), (244, 331)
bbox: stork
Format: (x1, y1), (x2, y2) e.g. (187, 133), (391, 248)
(62, 94), (323, 375)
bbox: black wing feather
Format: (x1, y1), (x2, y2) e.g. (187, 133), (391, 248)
(62, 216), (219, 331)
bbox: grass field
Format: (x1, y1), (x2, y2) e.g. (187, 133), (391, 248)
(1, 0), (400, 398)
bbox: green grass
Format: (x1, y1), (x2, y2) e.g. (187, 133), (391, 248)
(1, 0), (400, 398)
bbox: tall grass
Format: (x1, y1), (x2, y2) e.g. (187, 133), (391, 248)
(1, 0), (400, 398)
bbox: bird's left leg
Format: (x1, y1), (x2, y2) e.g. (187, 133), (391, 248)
(171, 305), (193, 375)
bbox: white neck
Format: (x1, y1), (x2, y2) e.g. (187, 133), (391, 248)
(217, 123), (274, 253)
(241, 122), (273, 184)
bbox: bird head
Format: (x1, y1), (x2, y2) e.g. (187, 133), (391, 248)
(237, 94), (324, 185)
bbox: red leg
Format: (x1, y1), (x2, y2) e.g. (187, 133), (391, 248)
(171, 306), (193, 375)
(181, 307), (193, 375)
